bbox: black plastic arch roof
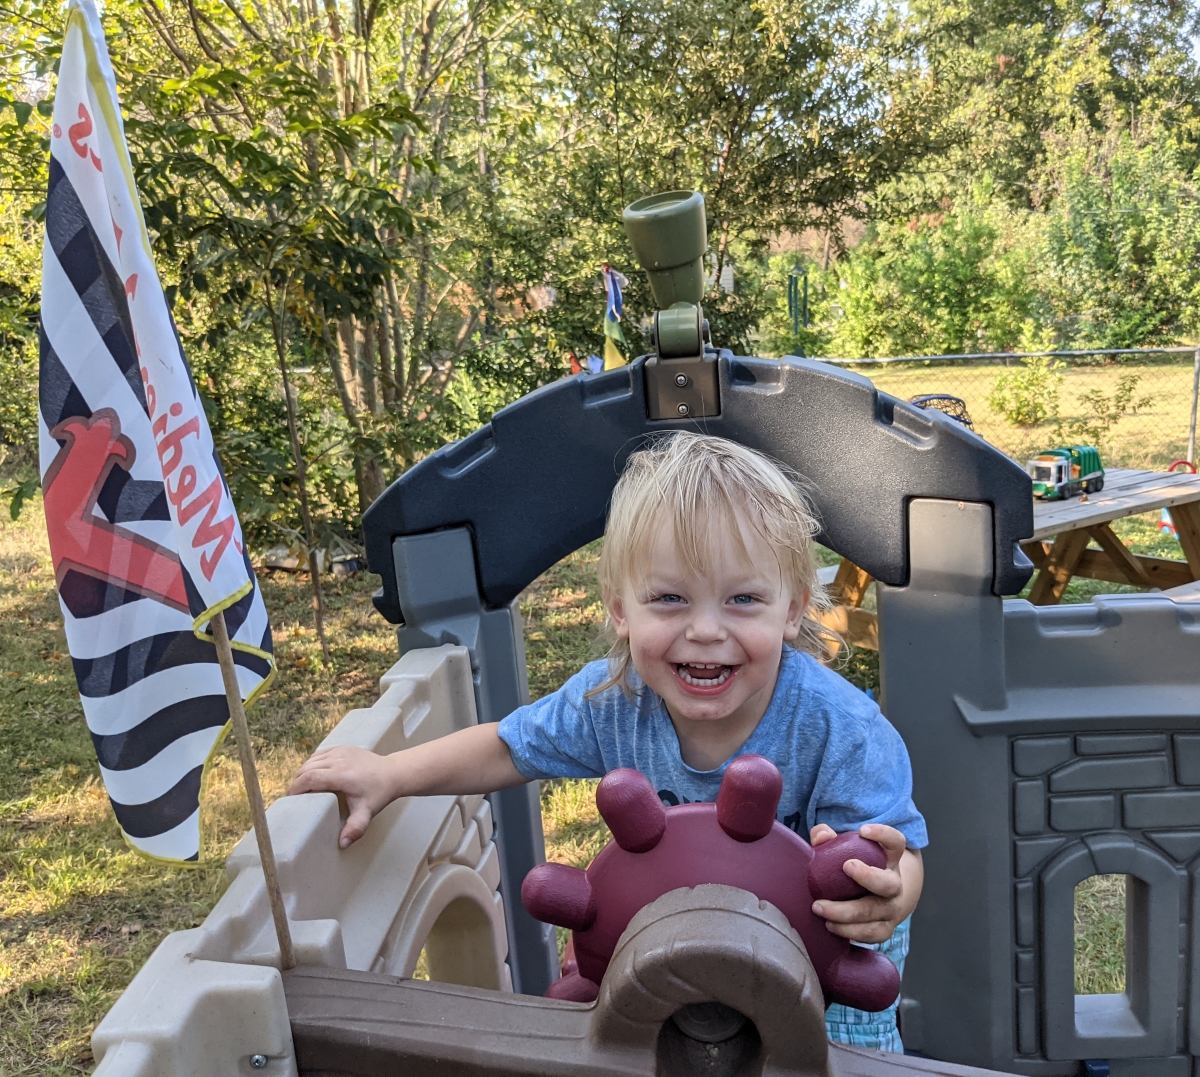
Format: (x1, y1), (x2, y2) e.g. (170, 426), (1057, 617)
(364, 354), (1034, 624)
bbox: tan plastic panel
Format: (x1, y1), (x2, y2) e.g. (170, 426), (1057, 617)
(91, 645), (511, 1077)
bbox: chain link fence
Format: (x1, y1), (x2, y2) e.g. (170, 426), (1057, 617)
(812, 347), (1200, 470)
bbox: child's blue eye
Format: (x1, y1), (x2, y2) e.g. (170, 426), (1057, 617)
(653, 593), (684, 604)
(731, 594), (756, 605)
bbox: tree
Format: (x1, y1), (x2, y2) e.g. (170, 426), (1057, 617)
(819, 188), (1037, 357)
(0, 1), (56, 514)
(470, 0), (956, 359)
(1037, 121), (1200, 347)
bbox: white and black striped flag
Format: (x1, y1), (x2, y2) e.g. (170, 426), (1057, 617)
(39, 0), (275, 864)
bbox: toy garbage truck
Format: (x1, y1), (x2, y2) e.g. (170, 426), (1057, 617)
(1025, 445), (1105, 500)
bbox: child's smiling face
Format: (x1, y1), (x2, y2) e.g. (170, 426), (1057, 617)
(607, 509), (807, 744)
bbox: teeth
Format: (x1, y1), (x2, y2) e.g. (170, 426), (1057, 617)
(677, 664), (732, 687)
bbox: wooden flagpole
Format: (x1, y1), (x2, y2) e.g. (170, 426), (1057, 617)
(211, 609), (296, 970)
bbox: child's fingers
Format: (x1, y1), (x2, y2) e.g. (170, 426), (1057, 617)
(809, 823), (838, 846)
(858, 823), (907, 869)
(289, 746), (371, 794)
(294, 746), (336, 772)
(287, 768), (324, 795)
(339, 803), (373, 848)
(841, 858), (903, 899)
(288, 760), (352, 796)
(820, 917), (896, 944)
(813, 892), (901, 925)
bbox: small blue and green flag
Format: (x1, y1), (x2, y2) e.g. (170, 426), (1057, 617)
(602, 265), (628, 369)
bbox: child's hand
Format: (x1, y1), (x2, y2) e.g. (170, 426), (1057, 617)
(289, 745), (399, 848)
(288, 724), (527, 849)
(808, 823), (924, 944)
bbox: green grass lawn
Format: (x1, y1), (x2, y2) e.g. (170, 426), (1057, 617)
(860, 360), (1196, 470)
(0, 502), (399, 1074)
(1, 499), (1184, 1070)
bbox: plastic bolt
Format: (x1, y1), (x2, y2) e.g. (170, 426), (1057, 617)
(677, 403), (690, 416)
(674, 373), (688, 387)
(249, 1055), (269, 1070)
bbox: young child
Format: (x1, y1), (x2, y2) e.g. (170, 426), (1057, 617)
(289, 431), (927, 1051)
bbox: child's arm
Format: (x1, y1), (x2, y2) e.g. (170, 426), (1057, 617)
(808, 823), (924, 943)
(288, 724), (527, 848)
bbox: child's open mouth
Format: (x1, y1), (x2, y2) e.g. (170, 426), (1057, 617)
(674, 663), (736, 690)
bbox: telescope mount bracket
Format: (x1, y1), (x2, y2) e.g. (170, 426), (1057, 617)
(644, 303), (720, 420)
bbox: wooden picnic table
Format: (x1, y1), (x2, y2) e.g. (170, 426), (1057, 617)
(817, 467), (1200, 654)
(1022, 468), (1200, 604)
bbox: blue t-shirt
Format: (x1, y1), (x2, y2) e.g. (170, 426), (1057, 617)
(497, 646), (927, 849)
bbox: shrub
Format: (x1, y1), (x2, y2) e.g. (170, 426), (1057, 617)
(988, 356), (1064, 426)
(1054, 373), (1154, 447)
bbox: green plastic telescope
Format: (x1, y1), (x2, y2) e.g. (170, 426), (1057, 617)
(622, 190), (708, 308)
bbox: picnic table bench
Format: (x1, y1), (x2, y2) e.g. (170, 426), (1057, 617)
(817, 467), (1200, 656)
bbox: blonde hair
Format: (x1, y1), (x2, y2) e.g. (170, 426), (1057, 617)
(593, 432), (835, 696)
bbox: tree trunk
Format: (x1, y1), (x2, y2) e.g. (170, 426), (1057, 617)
(337, 318), (362, 409)
(358, 319), (378, 415)
(264, 279), (331, 665)
(385, 273), (407, 400)
(377, 294), (396, 408)
(359, 456), (388, 508)
(409, 237), (433, 390)
(323, 318), (362, 429)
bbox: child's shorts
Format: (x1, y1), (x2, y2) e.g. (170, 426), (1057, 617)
(823, 916), (910, 1053)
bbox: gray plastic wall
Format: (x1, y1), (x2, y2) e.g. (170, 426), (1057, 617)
(883, 500), (1200, 1076)
(386, 526), (559, 997)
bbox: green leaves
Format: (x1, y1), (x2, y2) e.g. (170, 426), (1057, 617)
(989, 358), (1064, 426)
(6, 100), (33, 127)
(4, 476), (39, 521)
(0, 0), (1189, 550)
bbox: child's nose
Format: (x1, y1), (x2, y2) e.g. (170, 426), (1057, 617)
(685, 610), (727, 642)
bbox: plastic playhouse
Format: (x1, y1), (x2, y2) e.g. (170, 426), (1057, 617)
(91, 192), (1200, 1077)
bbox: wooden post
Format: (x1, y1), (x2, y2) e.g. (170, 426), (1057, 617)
(1168, 501), (1200, 581)
(829, 558), (874, 608)
(1188, 346), (1199, 467)
(817, 558), (879, 661)
(1085, 524), (1152, 587)
(211, 610), (296, 970)
(1027, 530), (1091, 605)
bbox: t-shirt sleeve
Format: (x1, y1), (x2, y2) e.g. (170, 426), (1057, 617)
(813, 705), (929, 850)
(496, 664), (608, 781)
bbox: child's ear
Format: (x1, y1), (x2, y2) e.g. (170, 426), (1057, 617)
(607, 594), (631, 639)
(783, 588), (809, 641)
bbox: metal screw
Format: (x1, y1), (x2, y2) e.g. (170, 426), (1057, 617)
(677, 403), (690, 416)
(674, 373), (688, 387)
(249, 1056), (268, 1070)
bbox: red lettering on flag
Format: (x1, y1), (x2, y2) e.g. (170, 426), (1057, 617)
(145, 388), (238, 578)
(67, 103), (102, 172)
(178, 475), (235, 581)
(125, 274), (137, 300)
(68, 104), (91, 156)
(43, 411), (189, 612)
(154, 409), (200, 477)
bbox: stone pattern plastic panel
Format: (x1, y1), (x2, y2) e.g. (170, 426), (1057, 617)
(1009, 730), (1200, 1063)
(90, 645), (510, 1077)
